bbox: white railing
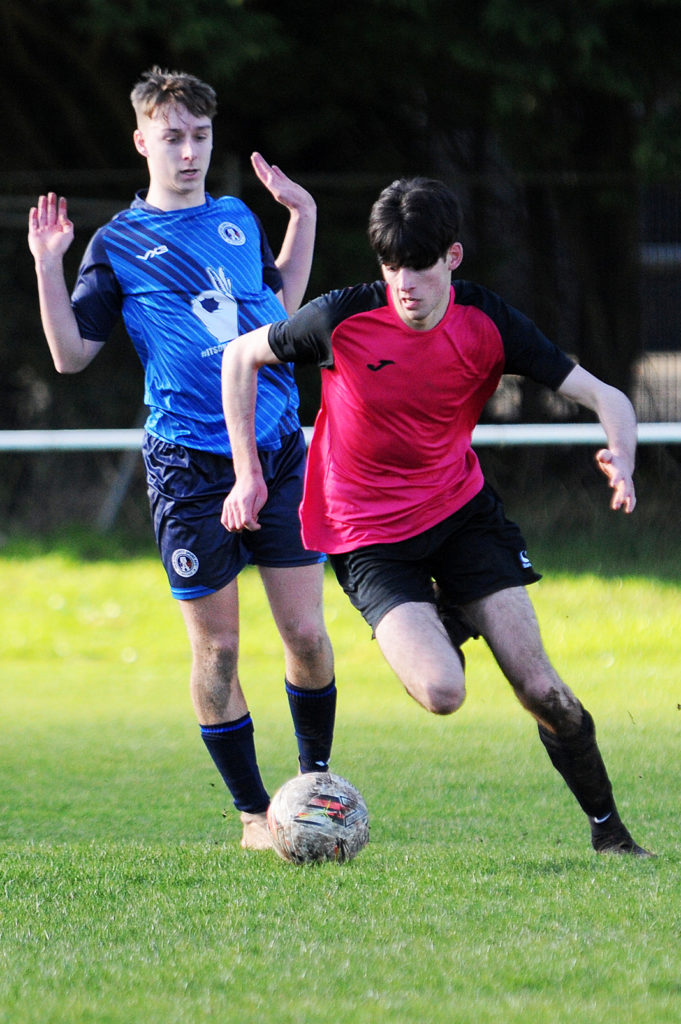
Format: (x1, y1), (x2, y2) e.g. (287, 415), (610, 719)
(1, 422), (680, 451)
(2, 422), (677, 529)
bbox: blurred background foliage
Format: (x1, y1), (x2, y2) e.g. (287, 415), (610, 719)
(2, 0), (681, 533)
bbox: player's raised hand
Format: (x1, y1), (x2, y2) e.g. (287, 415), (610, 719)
(250, 152), (315, 216)
(28, 193), (74, 261)
(595, 448), (637, 513)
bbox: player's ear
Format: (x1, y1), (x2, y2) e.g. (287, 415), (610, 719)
(447, 243), (464, 271)
(133, 129), (148, 158)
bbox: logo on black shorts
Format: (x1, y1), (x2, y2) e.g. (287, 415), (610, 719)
(172, 548), (200, 578)
(519, 549), (532, 569)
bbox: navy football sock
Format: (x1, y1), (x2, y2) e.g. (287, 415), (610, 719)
(200, 714), (269, 814)
(285, 677), (337, 773)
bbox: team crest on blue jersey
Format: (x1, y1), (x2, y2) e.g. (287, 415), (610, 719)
(172, 548), (200, 578)
(218, 221), (246, 246)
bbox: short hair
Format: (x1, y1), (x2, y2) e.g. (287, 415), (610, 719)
(368, 177), (463, 270)
(130, 66), (217, 123)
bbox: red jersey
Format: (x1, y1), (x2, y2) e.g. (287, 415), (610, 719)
(268, 280), (574, 553)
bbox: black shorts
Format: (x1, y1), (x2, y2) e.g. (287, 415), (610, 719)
(329, 482), (541, 634)
(143, 429), (325, 599)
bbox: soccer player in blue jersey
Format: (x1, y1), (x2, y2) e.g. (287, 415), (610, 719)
(27, 67), (336, 850)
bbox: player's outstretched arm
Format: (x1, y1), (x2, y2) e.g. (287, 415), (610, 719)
(28, 193), (103, 374)
(557, 364), (637, 513)
(250, 152), (316, 316)
(221, 324), (282, 532)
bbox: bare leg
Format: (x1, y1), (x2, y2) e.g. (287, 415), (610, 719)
(374, 601), (465, 714)
(260, 563), (336, 773)
(462, 586), (583, 733)
(179, 584), (270, 849)
(259, 563), (334, 690)
(179, 581), (244, 724)
(462, 587), (651, 855)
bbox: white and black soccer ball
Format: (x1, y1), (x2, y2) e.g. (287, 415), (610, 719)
(267, 772), (370, 864)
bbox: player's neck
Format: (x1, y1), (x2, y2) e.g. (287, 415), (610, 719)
(145, 182), (207, 212)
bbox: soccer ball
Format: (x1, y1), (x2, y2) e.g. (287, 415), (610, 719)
(267, 772), (370, 864)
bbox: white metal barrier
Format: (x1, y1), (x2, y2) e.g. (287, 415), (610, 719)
(1, 422), (680, 451)
(2, 423), (677, 529)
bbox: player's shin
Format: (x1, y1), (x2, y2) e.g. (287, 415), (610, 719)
(285, 676), (337, 773)
(537, 705), (653, 855)
(199, 713), (269, 813)
(537, 706), (615, 820)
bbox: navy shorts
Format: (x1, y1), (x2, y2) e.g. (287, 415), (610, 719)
(329, 482), (541, 634)
(143, 429), (325, 599)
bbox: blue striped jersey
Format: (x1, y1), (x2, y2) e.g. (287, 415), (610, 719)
(71, 193), (300, 454)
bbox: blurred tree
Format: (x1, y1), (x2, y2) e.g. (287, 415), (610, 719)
(443, 0), (681, 397)
(2, 0), (282, 170)
(232, 0), (681, 397)
(4, 0), (681, 426)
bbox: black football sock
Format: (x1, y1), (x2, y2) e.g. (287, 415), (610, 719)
(200, 713), (269, 814)
(538, 709), (652, 855)
(537, 705), (616, 821)
(285, 677), (337, 773)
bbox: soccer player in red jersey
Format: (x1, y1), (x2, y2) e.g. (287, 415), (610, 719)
(221, 176), (652, 857)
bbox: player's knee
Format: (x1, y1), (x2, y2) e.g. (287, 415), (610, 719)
(196, 633), (239, 680)
(282, 616), (329, 665)
(429, 689), (465, 716)
(518, 683), (582, 732)
(418, 675), (466, 716)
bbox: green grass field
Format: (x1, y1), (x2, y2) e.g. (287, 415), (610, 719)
(1, 532), (679, 1023)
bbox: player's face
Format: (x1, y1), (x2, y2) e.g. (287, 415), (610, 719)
(381, 244), (463, 331)
(133, 104), (213, 209)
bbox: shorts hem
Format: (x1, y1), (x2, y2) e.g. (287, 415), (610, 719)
(170, 583), (218, 600)
(253, 552), (327, 569)
(451, 572), (542, 607)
